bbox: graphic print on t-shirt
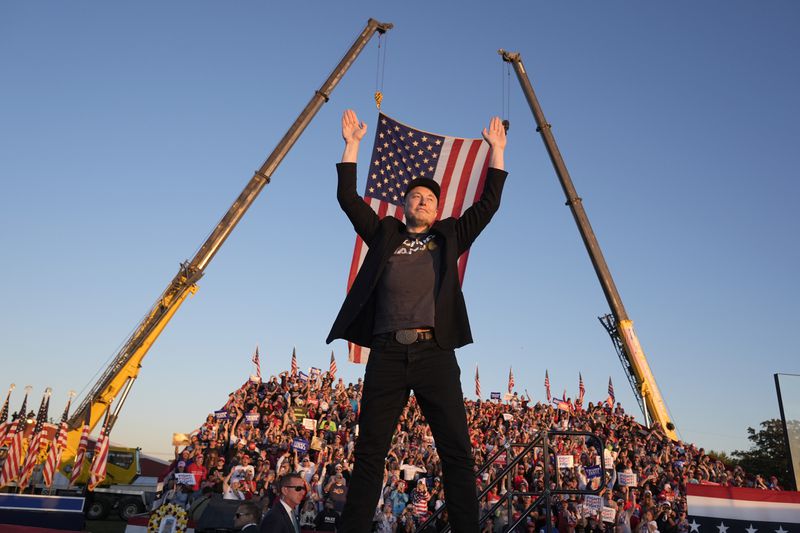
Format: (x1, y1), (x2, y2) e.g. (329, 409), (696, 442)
(394, 234), (437, 255)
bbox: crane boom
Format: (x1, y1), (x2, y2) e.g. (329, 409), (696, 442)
(499, 50), (677, 440)
(61, 18), (394, 462)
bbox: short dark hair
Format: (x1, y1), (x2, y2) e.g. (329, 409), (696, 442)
(278, 472), (304, 489)
(405, 178), (440, 202)
(237, 501), (262, 523)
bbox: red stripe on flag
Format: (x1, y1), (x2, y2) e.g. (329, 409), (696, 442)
(376, 201), (390, 218)
(450, 140), (482, 217)
(457, 250), (469, 285)
(349, 343), (363, 364)
(475, 151), (490, 201)
(346, 197), (375, 290)
(686, 483), (800, 504)
(436, 139), (464, 217)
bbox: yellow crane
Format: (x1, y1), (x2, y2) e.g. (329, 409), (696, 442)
(60, 18), (394, 463)
(500, 50), (677, 440)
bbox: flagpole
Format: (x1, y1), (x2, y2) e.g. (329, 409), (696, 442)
(2, 383), (13, 403)
(0, 384), (14, 441)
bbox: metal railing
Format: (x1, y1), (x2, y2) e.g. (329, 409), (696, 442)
(415, 430), (606, 533)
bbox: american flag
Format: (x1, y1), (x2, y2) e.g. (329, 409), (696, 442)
(507, 367), (515, 394)
(0, 385), (13, 444)
(544, 370), (551, 403)
(251, 346), (261, 382)
(88, 408), (111, 491)
(555, 390), (572, 412)
(69, 407), (92, 487)
(607, 377), (615, 407)
(329, 351), (337, 379)
(42, 395), (72, 487)
(17, 390), (51, 491)
(475, 364), (481, 399)
(687, 484), (800, 531)
(0, 390), (29, 488)
(291, 347), (298, 376)
(577, 373), (585, 409)
(346, 113), (491, 364)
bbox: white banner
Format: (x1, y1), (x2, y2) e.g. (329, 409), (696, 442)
(585, 495), (602, 512)
(175, 473), (196, 485)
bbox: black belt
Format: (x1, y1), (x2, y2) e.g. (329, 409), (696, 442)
(388, 328), (435, 345)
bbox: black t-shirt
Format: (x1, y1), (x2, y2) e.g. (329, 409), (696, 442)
(373, 232), (441, 334)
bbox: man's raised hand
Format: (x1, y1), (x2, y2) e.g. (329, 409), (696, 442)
(342, 109), (368, 144)
(481, 116), (507, 150)
(341, 109), (367, 163)
(482, 116), (506, 170)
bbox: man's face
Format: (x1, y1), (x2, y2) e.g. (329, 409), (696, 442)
(234, 506), (255, 528)
(404, 186), (438, 229)
(281, 478), (307, 508)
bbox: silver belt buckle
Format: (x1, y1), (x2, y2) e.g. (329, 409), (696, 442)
(395, 329), (418, 345)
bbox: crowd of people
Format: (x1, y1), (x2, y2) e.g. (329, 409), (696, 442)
(161, 366), (782, 532)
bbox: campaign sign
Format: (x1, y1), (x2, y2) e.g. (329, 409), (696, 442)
(618, 472), (637, 487)
(584, 465), (602, 480)
(214, 410), (228, 420)
(175, 473), (196, 486)
(302, 418), (318, 431)
(291, 438), (310, 453)
(604, 451), (615, 469)
(502, 413), (513, 421)
(556, 455), (574, 469)
(585, 495), (602, 512)
(490, 392), (501, 401)
(601, 506), (616, 523)
(245, 413), (260, 423)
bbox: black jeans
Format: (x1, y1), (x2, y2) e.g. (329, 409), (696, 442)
(341, 335), (478, 533)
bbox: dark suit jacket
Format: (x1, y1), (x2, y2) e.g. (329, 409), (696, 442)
(241, 524), (261, 533)
(259, 500), (296, 533)
(327, 162), (508, 350)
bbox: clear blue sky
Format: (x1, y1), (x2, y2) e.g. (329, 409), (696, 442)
(1, 2), (798, 460)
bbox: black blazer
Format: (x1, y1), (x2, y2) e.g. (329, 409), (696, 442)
(259, 501), (296, 533)
(327, 162), (508, 350)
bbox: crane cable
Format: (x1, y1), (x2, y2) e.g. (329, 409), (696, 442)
(374, 32), (388, 110)
(501, 59), (511, 133)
